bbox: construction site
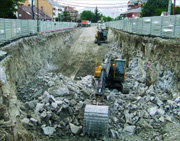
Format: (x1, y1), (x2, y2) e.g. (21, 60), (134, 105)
(0, 24), (180, 141)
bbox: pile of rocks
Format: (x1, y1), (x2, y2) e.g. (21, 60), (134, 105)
(18, 73), (96, 136)
(106, 57), (180, 140)
(17, 43), (179, 140)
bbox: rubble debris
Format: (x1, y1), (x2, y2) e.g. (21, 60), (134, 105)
(0, 66), (6, 84)
(148, 107), (158, 116)
(69, 123), (82, 135)
(15, 38), (179, 140)
(123, 125), (136, 135)
(42, 126), (56, 136)
(21, 118), (30, 126)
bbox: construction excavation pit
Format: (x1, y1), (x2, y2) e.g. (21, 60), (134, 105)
(0, 27), (180, 141)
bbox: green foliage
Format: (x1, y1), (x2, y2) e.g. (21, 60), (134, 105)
(81, 10), (95, 21)
(171, 5), (180, 15)
(115, 15), (122, 20)
(80, 7), (114, 22)
(175, 6), (180, 14)
(62, 11), (71, 22)
(94, 7), (101, 22)
(141, 0), (169, 17)
(102, 16), (114, 22)
(0, 0), (25, 18)
(154, 8), (167, 16)
(55, 13), (63, 21)
(142, 1), (180, 17)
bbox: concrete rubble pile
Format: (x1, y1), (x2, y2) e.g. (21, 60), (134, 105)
(105, 57), (180, 140)
(104, 41), (180, 140)
(16, 43), (179, 140)
(17, 73), (96, 137)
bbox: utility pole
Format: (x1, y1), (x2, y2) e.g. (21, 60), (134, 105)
(31, 0), (34, 19)
(37, 0), (39, 32)
(168, 0), (172, 15)
(174, 0), (176, 15)
(44, 6), (46, 21)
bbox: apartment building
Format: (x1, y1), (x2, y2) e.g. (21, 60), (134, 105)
(21, 0), (64, 20)
(64, 6), (78, 22)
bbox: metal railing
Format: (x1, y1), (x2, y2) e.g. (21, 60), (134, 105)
(107, 15), (180, 38)
(0, 18), (77, 44)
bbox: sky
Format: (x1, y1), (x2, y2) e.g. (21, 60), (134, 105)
(52, 0), (180, 18)
(54, 0), (129, 18)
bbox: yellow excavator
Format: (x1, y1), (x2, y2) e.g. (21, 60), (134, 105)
(83, 55), (126, 137)
(95, 21), (108, 45)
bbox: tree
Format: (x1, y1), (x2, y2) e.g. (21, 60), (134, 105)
(0, 0), (25, 18)
(115, 15), (122, 20)
(175, 6), (180, 14)
(102, 16), (114, 22)
(154, 8), (167, 16)
(55, 13), (63, 21)
(62, 11), (71, 22)
(80, 10), (95, 21)
(141, 0), (169, 17)
(80, 7), (114, 23)
(94, 7), (101, 22)
(171, 4), (180, 15)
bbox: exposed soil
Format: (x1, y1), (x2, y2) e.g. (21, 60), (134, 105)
(1, 27), (179, 141)
(57, 27), (112, 79)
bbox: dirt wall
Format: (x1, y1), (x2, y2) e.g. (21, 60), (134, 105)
(0, 27), (179, 140)
(0, 29), (80, 140)
(0, 27), (110, 140)
(111, 29), (180, 90)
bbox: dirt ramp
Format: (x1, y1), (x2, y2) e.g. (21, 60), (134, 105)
(59, 27), (110, 79)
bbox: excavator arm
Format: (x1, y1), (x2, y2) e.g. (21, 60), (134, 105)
(95, 56), (112, 96)
(84, 56), (126, 137)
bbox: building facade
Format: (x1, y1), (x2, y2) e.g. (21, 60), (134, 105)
(64, 6), (78, 22)
(121, 0), (147, 19)
(121, 7), (141, 19)
(20, 0), (64, 20)
(18, 4), (51, 20)
(128, 0), (147, 10)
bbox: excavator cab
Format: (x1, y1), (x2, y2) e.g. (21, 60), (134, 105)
(114, 59), (126, 82)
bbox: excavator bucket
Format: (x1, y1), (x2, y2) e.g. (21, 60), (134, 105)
(83, 105), (109, 137)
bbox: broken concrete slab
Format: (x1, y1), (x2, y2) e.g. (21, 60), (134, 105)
(42, 126), (56, 136)
(123, 125), (136, 135)
(69, 123), (82, 135)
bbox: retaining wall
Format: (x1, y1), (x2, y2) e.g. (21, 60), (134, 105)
(111, 29), (180, 90)
(0, 29), (80, 140)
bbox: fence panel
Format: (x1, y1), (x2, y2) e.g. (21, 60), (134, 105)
(107, 15), (180, 38)
(0, 19), (77, 44)
(0, 19), (5, 41)
(151, 17), (161, 36)
(142, 17), (151, 35)
(21, 20), (29, 36)
(175, 15), (180, 37)
(5, 19), (12, 40)
(162, 16), (175, 37)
